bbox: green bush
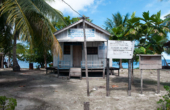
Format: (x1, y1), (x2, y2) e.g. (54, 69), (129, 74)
(0, 96), (17, 110)
(49, 63), (53, 67)
(157, 86), (170, 110)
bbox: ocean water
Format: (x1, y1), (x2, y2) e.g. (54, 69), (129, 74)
(112, 60), (170, 69)
(18, 60), (40, 68)
(17, 60), (170, 69)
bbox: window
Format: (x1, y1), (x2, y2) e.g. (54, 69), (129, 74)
(87, 47), (98, 55)
(64, 45), (70, 54)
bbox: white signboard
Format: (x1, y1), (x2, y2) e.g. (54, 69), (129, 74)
(107, 40), (135, 59)
(98, 43), (107, 59)
(67, 29), (95, 40)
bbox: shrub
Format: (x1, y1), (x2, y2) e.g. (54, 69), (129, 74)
(157, 85), (170, 110)
(0, 96), (17, 110)
(49, 63), (53, 67)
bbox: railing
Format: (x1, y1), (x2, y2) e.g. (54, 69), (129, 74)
(162, 56), (169, 66)
(58, 61), (72, 69)
(81, 61), (105, 69)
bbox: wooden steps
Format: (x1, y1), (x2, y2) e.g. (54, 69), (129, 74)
(69, 68), (82, 79)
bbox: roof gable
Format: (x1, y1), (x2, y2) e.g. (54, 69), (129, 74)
(54, 19), (111, 36)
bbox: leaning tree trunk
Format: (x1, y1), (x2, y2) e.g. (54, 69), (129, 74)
(119, 59), (123, 69)
(13, 32), (20, 71)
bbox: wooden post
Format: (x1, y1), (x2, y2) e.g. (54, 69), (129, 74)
(118, 70), (119, 76)
(106, 58), (110, 96)
(128, 59), (132, 96)
(57, 69), (60, 78)
(132, 56), (134, 83)
(83, 16), (90, 96)
(103, 68), (105, 79)
(140, 69), (143, 94)
(157, 69), (160, 94)
(84, 102), (90, 110)
(103, 42), (106, 79)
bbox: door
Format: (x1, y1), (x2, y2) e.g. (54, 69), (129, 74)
(73, 45), (82, 67)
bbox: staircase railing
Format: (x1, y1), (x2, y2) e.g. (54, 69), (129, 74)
(58, 61), (71, 69)
(162, 56), (169, 66)
(81, 61), (105, 69)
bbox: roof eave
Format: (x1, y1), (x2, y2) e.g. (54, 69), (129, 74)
(84, 20), (111, 36)
(54, 19), (83, 36)
(53, 19), (111, 36)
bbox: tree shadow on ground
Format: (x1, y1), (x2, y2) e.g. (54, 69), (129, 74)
(15, 96), (63, 110)
(110, 76), (170, 92)
(0, 70), (78, 91)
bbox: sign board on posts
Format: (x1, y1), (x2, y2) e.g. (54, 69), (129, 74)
(139, 55), (162, 69)
(67, 28), (95, 40)
(107, 40), (134, 59)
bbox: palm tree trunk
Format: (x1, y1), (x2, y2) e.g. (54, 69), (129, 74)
(13, 32), (20, 71)
(119, 59), (123, 69)
(8, 52), (11, 68)
(44, 54), (47, 68)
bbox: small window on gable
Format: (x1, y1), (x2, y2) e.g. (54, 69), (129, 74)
(87, 47), (98, 55)
(64, 45), (70, 54)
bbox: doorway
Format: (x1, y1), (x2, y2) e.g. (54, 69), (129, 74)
(73, 45), (82, 67)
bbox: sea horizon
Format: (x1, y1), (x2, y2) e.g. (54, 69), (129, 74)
(16, 60), (170, 69)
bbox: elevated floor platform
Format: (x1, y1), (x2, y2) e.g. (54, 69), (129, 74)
(46, 67), (120, 79)
(162, 66), (170, 69)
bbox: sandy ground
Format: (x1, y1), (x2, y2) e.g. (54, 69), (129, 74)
(0, 68), (170, 110)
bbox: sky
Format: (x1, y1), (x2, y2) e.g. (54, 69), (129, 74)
(47, 0), (170, 59)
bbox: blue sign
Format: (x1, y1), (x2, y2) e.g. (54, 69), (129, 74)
(68, 29), (95, 39)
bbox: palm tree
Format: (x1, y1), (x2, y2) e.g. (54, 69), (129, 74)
(125, 11), (169, 82)
(1, 0), (65, 71)
(53, 16), (92, 30)
(104, 12), (129, 68)
(126, 11), (169, 53)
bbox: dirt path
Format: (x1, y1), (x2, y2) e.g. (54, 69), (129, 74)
(0, 68), (169, 110)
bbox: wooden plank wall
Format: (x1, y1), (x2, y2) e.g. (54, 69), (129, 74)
(82, 42), (107, 67)
(55, 24), (109, 42)
(53, 42), (108, 67)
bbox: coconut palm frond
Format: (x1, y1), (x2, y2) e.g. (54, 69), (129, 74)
(104, 18), (114, 29)
(1, 0), (34, 40)
(31, 0), (65, 25)
(52, 35), (62, 59)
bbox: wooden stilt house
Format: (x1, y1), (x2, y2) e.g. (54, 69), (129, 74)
(53, 19), (112, 77)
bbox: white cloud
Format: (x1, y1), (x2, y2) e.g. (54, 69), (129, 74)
(145, 3), (154, 8)
(46, 0), (103, 16)
(161, 10), (170, 20)
(90, 0), (104, 13)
